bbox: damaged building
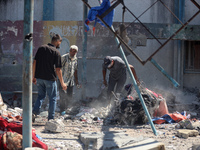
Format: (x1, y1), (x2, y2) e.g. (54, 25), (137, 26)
(0, 0), (200, 149)
(0, 0), (200, 96)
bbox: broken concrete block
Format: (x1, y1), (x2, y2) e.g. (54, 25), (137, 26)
(80, 131), (148, 150)
(80, 132), (103, 149)
(118, 138), (165, 150)
(45, 119), (65, 133)
(192, 121), (200, 130)
(176, 129), (199, 139)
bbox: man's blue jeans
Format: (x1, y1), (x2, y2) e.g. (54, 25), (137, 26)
(33, 78), (57, 120)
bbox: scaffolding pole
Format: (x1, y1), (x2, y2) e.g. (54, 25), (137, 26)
(22, 0), (34, 148)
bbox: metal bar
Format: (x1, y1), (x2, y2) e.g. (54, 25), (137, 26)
(124, 5), (162, 45)
(144, 10), (200, 64)
(124, 0), (159, 33)
(89, 13), (145, 64)
(159, 0), (184, 25)
(112, 26), (157, 136)
(100, 0), (121, 18)
(150, 58), (180, 88)
(82, 0), (91, 9)
(82, 0), (88, 100)
(191, 0), (200, 9)
(22, 0), (34, 148)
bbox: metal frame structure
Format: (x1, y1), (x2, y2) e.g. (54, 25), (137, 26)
(82, 0), (200, 88)
(81, 0), (200, 136)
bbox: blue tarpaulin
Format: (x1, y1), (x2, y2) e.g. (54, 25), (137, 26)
(85, 0), (114, 33)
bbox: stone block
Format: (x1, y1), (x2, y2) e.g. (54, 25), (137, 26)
(176, 129), (199, 139)
(119, 138), (165, 150)
(45, 119), (65, 133)
(80, 131), (149, 150)
(80, 132), (103, 149)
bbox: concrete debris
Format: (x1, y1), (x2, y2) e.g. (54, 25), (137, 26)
(80, 131), (149, 150)
(192, 145), (200, 150)
(176, 129), (199, 139)
(45, 119), (65, 133)
(39, 111), (48, 117)
(107, 87), (168, 125)
(118, 138), (166, 150)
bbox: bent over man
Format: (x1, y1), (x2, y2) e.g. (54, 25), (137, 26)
(32, 34), (67, 121)
(102, 56), (139, 100)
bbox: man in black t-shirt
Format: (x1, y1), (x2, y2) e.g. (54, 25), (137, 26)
(32, 34), (67, 121)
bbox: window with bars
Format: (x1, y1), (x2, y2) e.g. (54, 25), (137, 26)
(185, 41), (200, 73)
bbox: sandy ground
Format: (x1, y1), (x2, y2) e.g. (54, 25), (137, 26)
(32, 114), (200, 150)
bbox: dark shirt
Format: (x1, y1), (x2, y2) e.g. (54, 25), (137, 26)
(34, 43), (62, 81)
(102, 56), (126, 80)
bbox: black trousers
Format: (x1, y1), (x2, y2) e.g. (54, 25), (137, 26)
(58, 81), (73, 112)
(107, 74), (127, 99)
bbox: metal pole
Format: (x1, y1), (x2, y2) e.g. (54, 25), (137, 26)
(150, 58), (180, 87)
(111, 26), (157, 136)
(82, 0), (88, 100)
(22, 0), (34, 148)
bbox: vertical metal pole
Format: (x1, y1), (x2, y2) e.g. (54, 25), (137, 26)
(177, 0), (181, 84)
(174, 0), (185, 87)
(82, 1), (88, 100)
(179, 0), (185, 88)
(111, 26), (157, 136)
(22, 0), (34, 148)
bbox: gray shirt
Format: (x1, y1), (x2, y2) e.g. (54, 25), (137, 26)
(102, 56), (126, 80)
(61, 53), (78, 86)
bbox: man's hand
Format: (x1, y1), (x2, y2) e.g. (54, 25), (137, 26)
(62, 83), (67, 91)
(32, 78), (37, 85)
(75, 81), (81, 89)
(103, 80), (108, 87)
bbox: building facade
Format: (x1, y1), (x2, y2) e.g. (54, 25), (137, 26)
(0, 0), (200, 97)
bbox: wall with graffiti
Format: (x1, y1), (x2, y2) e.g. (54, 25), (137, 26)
(1, 19), (200, 95)
(0, 20), (126, 92)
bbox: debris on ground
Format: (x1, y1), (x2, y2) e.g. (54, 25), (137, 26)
(0, 84), (200, 150)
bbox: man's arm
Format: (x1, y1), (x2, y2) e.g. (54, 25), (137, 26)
(32, 60), (37, 85)
(129, 64), (140, 85)
(56, 68), (67, 91)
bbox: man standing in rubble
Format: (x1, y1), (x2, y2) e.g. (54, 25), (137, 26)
(102, 56), (139, 100)
(32, 34), (67, 121)
(59, 45), (80, 113)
